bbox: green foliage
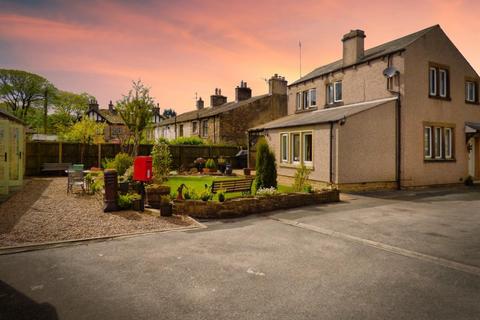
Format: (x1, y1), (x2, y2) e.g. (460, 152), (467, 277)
(160, 195), (171, 205)
(117, 193), (134, 209)
(113, 153), (133, 176)
(205, 158), (216, 169)
(51, 91), (93, 134)
(162, 108), (177, 118)
(62, 118), (105, 162)
(155, 137), (170, 145)
(122, 165), (134, 182)
(218, 190), (226, 202)
(151, 141), (172, 181)
(0, 69), (54, 120)
(116, 80), (156, 156)
(293, 163), (312, 192)
(169, 136), (205, 145)
(86, 172), (104, 193)
(254, 138), (277, 191)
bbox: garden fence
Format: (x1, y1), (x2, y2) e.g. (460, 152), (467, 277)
(25, 142), (241, 176)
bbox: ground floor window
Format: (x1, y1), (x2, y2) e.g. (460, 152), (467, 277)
(201, 120), (208, 137)
(424, 124), (454, 161)
(179, 124), (184, 137)
(281, 134), (289, 162)
(281, 131), (313, 165)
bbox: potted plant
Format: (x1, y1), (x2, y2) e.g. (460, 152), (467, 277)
(131, 193), (143, 211)
(118, 176), (129, 193)
(146, 184), (171, 208)
(217, 157), (226, 174)
(159, 195), (173, 217)
(194, 157), (206, 173)
(205, 158), (217, 173)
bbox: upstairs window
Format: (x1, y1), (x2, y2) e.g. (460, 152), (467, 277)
(295, 88), (316, 111)
(302, 91), (309, 109)
(466, 80), (478, 103)
(327, 81), (342, 105)
(309, 89), (317, 107)
(296, 92), (301, 110)
(429, 64), (449, 99)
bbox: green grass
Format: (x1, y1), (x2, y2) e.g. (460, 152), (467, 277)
(163, 175), (293, 201)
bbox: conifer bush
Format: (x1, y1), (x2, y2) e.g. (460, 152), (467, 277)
(254, 138), (277, 192)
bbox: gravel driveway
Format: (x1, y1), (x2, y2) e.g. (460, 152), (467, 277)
(0, 178), (195, 247)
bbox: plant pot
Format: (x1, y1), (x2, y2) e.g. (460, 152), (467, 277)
(160, 203), (173, 217)
(146, 185), (171, 209)
(132, 199), (144, 212)
(118, 181), (129, 193)
(225, 164), (232, 175)
(243, 168), (251, 176)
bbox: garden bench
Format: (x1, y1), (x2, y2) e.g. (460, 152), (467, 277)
(211, 177), (254, 195)
(41, 163), (71, 174)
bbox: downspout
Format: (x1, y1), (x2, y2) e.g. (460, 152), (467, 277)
(329, 121), (334, 185)
(396, 92), (401, 190)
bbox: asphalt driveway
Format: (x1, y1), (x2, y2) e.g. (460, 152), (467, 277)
(0, 187), (479, 320)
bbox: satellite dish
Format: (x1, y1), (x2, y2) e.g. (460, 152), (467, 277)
(383, 66), (399, 78)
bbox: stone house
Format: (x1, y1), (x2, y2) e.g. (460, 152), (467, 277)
(155, 75), (288, 147)
(86, 99), (163, 143)
(249, 25), (480, 190)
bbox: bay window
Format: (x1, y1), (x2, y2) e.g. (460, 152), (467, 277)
(292, 133), (300, 163)
(280, 131), (313, 166)
(281, 134), (289, 163)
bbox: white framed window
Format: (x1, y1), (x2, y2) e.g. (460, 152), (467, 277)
(201, 119), (208, 137)
(444, 128), (453, 159)
(466, 81), (477, 102)
(280, 134), (289, 163)
(192, 121), (198, 134)
(309, 89), (317, 107)
(303, 133), (313, 163)
(291, 133), (300, 163)
(296, 92), (301, 110)
(439, 69), (447, 97)
(326, 83), (334, 105)
(334, 81), (342, 102)
(179, 124), (184, 137)
(424, 126), (432, 159)
(434, 127), (442, 159)
(429, 67), (437, 96)
(302, 91), (309, 109)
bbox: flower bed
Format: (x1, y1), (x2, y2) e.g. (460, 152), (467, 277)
(173, 190), (339, 219)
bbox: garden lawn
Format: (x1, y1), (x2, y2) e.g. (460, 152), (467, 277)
(164, 175), (293, 201)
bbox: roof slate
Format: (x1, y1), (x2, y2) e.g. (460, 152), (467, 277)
(249, 97), (398, 130)
(159, 94), (270, 125)
(290, 25), (438, 86)
(96, 109), (125, 125)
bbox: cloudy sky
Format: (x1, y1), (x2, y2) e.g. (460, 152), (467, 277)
(1, 0), (479, 113)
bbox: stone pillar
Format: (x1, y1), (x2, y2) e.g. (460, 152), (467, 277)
(104, 169), (118, 212)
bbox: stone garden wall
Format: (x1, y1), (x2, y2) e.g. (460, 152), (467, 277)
(173, 190), (340, 219)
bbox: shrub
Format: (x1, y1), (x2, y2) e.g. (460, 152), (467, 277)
(218, 190), (226, 202)
(170, 136), (205, 145)
(293, 163), (312, 192)
(205, 158), (217, 170)
(254, 138), (277, 191)
(118, 193), (141, 209)
(151, 141), (172, 181)
(103, 153), (133, 176)
(256, 187), (279, 197)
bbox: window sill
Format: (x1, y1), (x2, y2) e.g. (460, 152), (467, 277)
(465, 100), (480, 105)
(325, 102), (344, 108)
(424, 158), (456, 163)
(280, 163), (314, 170)
(428, 95), (451, 101)
(295, 107), (318, 114)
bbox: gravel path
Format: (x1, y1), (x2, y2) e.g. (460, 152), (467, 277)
(0, 178), (195, 247)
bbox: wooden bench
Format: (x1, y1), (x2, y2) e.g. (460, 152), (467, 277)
(211, 177), (254, 194)
(41, 163), (72, 174)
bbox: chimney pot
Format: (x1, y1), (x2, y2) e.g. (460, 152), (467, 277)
(268, 74), (288, 95)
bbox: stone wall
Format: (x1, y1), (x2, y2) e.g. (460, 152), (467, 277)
(173, 190), (340, 219)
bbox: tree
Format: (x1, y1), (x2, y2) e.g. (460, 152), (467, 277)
(0, 69), (53, 119)
(51, 91), (93, 134)
(63, 118), (105, 163)
(162, 108), (176, 118)
(151, 141), (172, 182)
(116, 80), (156, 156)
(254, 138), (277, 191)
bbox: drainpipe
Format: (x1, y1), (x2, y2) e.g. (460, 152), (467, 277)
(395, 91), (402, 190)
(329, 121), (334, 185)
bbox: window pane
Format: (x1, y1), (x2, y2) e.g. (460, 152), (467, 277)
(327, 84), (334, 104)
(434, 127), (442, 158)
(424, 127), (431, 158)
(296, 93), (301, 110)
(292, 134), (300, 162)
(303, 134), (312, 162)
(429, 68), (437, 95)
(445, 128), (452, 159)
(466, 82), (476, 102)
(439, 70), (447, 97)
(334, 82), (342, 102)
(281, 134), (288, 162)
(310, 89), (316, 107)
(302, 91), (308, 109)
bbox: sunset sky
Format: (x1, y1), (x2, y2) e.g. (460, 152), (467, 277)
(1, 0), (479, 113)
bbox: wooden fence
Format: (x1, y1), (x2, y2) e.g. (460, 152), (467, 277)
(26, 142), (241, 176)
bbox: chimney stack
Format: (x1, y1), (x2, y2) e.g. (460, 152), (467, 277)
(210, 88), (227, 107)
(88, 98), (99, 111)
(342, 29), (365, 66)
(235, 80), (252, 102)
(196, 97), (204, 110)
(268, 74), (287, 95)
(108, 100), (115, 113)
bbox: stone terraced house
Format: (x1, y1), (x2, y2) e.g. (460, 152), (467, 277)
(249, 25), (480, 190)
(155, 75), (288, 147)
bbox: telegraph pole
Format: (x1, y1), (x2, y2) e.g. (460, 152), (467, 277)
(299, 41), (302, 78)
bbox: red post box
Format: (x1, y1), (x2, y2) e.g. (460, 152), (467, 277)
(133, 156), (153, 182)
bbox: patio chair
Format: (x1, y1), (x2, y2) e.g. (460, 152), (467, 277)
(67, 168), (85, 194)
